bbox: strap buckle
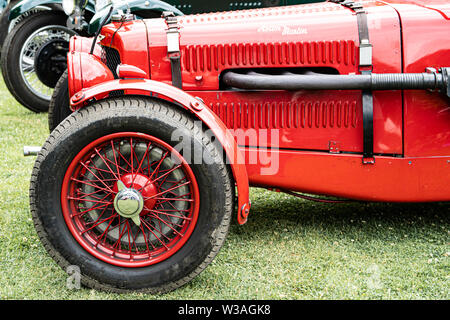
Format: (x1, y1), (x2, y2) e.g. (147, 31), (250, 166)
(162, 11), (182, 89)
(163, 11), (180, 53)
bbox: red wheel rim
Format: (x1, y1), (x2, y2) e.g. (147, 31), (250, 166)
(61, 132), (200, 267)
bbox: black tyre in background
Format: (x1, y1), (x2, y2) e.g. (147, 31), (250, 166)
(48, 70), (70, 131)
(0, 0), (21, 53)
(1, 11), (75, 112)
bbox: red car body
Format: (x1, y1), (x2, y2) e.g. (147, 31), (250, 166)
(66, 0), (450, 224)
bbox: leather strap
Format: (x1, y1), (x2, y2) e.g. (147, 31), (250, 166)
(329, 1), (375, 164)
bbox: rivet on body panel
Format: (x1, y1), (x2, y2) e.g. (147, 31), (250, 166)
(191, 100), (203, 111)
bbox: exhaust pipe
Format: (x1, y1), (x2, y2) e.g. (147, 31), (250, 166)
(23, 146), (41, 156)
(223, 68), (450, 96)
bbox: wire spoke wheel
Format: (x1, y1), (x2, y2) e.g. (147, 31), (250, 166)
(19, 25), (75, 100)
(62, 132), (200, 267)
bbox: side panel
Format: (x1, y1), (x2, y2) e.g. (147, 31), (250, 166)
(190, 90), (403, 154)
(244, 148), (450, 202)
(390, 3), (450, 157)
(147, 2), (404, 154)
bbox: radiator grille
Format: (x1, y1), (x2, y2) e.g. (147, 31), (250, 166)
(101, 46), (121, 79)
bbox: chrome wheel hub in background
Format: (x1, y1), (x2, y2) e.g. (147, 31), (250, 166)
(19, 25), (75, 100)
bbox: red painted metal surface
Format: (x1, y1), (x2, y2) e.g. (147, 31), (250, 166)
(244, 148), (450, 202)
(61, 132), (200, 267)
(68, 35), (103, 57)
(147, 2), (402, 86)
(187, 90), (403, 154)
(385, 1), (450, 157)
(117, 64), (148, 79)
(66, 1), (450, 211)
(67, 51), (115, 98)
(100, 20), (151, 78)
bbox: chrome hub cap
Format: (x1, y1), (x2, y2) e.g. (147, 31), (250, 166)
(113, 181), (143, 226)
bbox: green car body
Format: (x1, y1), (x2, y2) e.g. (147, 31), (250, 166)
(0, 0), (7, 12)
(9, 0), (95, 20)
(87, 0), (184, 34)
(90, 1), (321, 33)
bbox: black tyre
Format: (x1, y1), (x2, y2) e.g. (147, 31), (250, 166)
(1, 11), (76, 112)
(30, 97), (235, 293)
(0, 0), (21, 52)
(48, 70), (71, 132)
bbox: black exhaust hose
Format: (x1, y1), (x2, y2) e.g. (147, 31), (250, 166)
(222, 70), (449, 94)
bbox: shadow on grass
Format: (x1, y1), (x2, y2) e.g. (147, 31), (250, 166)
(230, 188), (449, 241)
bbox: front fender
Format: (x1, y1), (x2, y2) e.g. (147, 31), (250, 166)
(87, 0), (183, 34)
(70, 79), (251, 224)
(9, 0), (95, 20)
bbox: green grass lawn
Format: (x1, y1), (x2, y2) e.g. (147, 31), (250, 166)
(0, 78), (448, 300)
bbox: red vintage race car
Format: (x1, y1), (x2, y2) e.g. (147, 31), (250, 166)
(29, 0), (449, 293)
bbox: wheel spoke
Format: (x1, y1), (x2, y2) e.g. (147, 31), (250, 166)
(141, 219), (169, 250)
(70, 202), (111, 218)
(110, 140), (122, 178)
(19, 25), (74, 100)
(147, 213), (184, 236)
(132, 142), (153, 186)
(144, 181), (191, 200)
(94, 147), (121, 180)
(147, 208), (192, 221)
(81, 214), (117, 235)
(79, 161), (115, 193)
(151, 164), (183, 184)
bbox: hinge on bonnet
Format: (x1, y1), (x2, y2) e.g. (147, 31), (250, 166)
(162, 11), (182, 89)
